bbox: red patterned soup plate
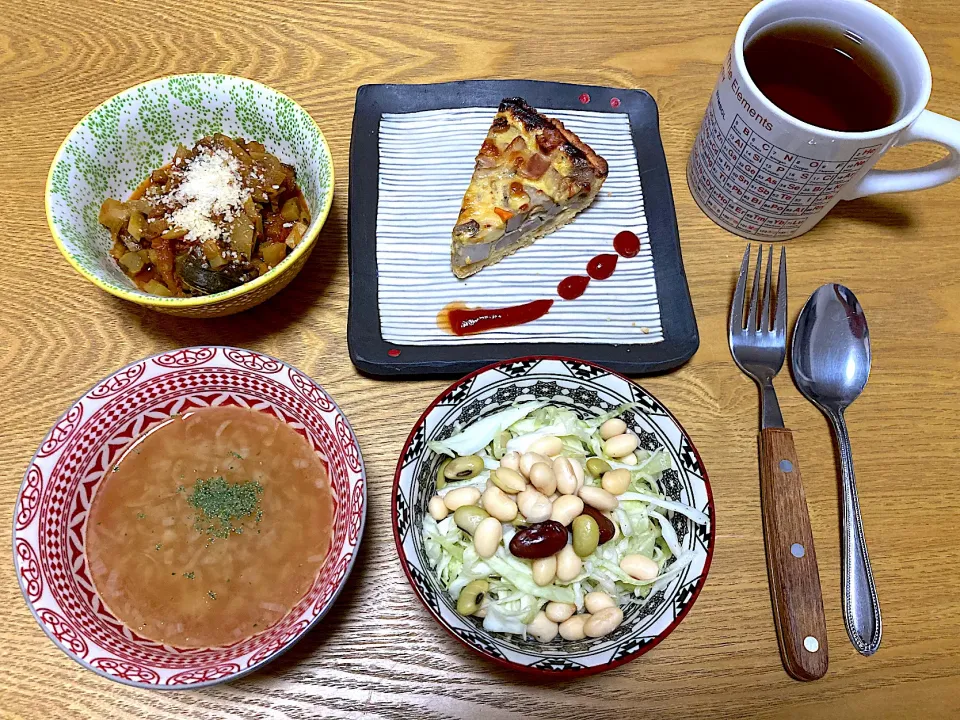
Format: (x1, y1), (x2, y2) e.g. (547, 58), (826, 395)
(12, 346), (366, 689)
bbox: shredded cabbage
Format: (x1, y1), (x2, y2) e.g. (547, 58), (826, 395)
(419, 402), (709, 637)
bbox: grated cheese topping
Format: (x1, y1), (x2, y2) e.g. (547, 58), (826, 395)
(168, 148), (251, 243)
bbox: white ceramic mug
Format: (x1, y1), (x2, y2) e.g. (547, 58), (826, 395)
(687, 0), (960, 240)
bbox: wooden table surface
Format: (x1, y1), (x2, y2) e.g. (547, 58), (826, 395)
(3, 0), (960, 717)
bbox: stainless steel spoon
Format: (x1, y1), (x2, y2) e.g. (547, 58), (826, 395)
(792, 284), (882, 656)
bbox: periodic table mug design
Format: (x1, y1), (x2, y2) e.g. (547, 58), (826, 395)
(688, 0), (960, 240)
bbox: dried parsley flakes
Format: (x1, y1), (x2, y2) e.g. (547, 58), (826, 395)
(185, 476), (263, 541)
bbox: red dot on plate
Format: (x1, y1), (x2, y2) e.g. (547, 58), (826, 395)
(610, 97), (621, 108)
(579, 93), (591, 104)
(387, 349), (401, 357)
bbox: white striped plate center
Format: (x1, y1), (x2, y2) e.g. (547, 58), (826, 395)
(376, 107), (662, 345)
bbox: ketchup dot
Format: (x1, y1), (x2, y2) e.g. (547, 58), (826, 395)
(613, 230), (641, 258)
(387, 349), (401, 357)
(610, 97), (621, 108)
(558, 275), (590, 300)
(579, 93), (591, 104)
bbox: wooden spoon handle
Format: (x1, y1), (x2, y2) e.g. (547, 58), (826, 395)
(759, 427), (829, 681)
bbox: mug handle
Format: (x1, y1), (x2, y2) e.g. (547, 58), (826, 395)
(842, 110), (960, 200)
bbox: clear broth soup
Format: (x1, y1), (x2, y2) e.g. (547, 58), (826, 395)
(85, 406), (334, 648)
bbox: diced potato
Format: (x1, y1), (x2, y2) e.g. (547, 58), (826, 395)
(202, 239), (226, 269)
(98, 198), (129, 233)
(144, 279), (172, 297)
(286, 221), (307, 249)
(119, 251), (145, 274)
(281, 198), (300, 222)
(128, 211), (146, 241)
(229, 218), (255, 259)
(261, 242), (286, 268)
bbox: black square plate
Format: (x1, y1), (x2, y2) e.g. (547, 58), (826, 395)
(348, 80), (698, 377)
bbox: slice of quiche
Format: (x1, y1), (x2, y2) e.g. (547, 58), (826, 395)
(451, 98), (609, 279)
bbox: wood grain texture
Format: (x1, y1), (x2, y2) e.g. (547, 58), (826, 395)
(2, 0), (960, 717)
(759, 428), (828, 682)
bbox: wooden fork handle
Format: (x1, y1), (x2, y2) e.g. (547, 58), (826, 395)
(759, 428), (829, 681)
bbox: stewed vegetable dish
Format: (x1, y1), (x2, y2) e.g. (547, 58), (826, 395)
(98, 135), (311, 297)
(85, 406), (333, 648)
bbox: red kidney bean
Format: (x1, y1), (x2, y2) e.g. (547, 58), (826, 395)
(580, 505), (616, 545)
(509, 521), (568, 559)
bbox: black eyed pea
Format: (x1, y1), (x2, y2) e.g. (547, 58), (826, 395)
(428, 496), (449, 521)
(601, 468), (631, 496)
(475, 598), (490, 618)
(545, 602), (576, 623)
(572, 514), (600, 557)
(520, 451), (549, 478)
(579, 486), (619, 512)
(550, 495), (584, 526)
(529, 435), (563, 457)
(559, 613), (590, 641)
(517, 488), (552, 523)
(473, 516), (503, 559)
(554, 457), (580, 495)
(599, 418), (627, 440)
(453, 504), (490, 535)
(500, 450), (521, 472)
(444, 454), (484, 480)
(528, 462), (557, 496)
(584, 606), (624, 637)
(456, 579), (489, 616)
(586, 457), (612, 478)
(443, 486), (481, 512)
(584, 591), (616, 614)
(620, 553), (660, 580)
(532, 555), (557, 586)
(556, 544), (582, 582)
(526, 610), (559, 642)
(491, 467), (526, 494)
(481, 485), (518, 522)
(603, 433), (639, 459)
(621, 452), (638, 466)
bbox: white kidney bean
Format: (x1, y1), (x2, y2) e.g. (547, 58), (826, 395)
(620, 553), (659, 580)
(599, 418), (627, 440)
(500, 450), (521, 472)
(473, 516), (502, 558)
(601, 468), (631, 495)
(559, 614), (590, 641)
(491, 467), (526, 494)
(443, 486), (481, 511)
(481, 485), (518, 522)
(570, 458), (585, 488)
(603, 433), (639, 458)
(550, 495), (584, 526)
(517, 488), (552, 523)
(529, 435), (563, 457)
(584, 591), (616, 614)
(520, 451), (549, 477)
(554, 457), (579, 495)
(527, 610), (559, 642)
(556, 544), (582, 582)
(428, 496), (449, 521)
(579, 486), (619, 512)
(528, 462), (557, 496)
(621, 452), (638, 466)
(584, 606), (624, 637)
(545, 602), (576, 623)
(532, 555), (557, 586)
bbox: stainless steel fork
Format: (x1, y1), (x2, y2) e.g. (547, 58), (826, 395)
(729, 245), (829, 682)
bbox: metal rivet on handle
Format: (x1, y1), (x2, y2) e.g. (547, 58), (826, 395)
(804, 636), (820, 653)
(779, 459), (794, 472)
(791, 543), (805, 558)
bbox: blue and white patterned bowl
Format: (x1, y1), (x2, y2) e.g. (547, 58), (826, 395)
(45, 74), (334, 317)
(392, 357), (715, 676)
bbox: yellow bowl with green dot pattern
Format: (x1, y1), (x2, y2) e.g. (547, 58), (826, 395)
(45, 74), (334, 317)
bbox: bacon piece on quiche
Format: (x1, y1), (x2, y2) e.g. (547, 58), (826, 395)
(451, 98), (609, 279)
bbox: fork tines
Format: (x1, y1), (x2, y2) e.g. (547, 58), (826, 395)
(730, 244), (787, 338)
